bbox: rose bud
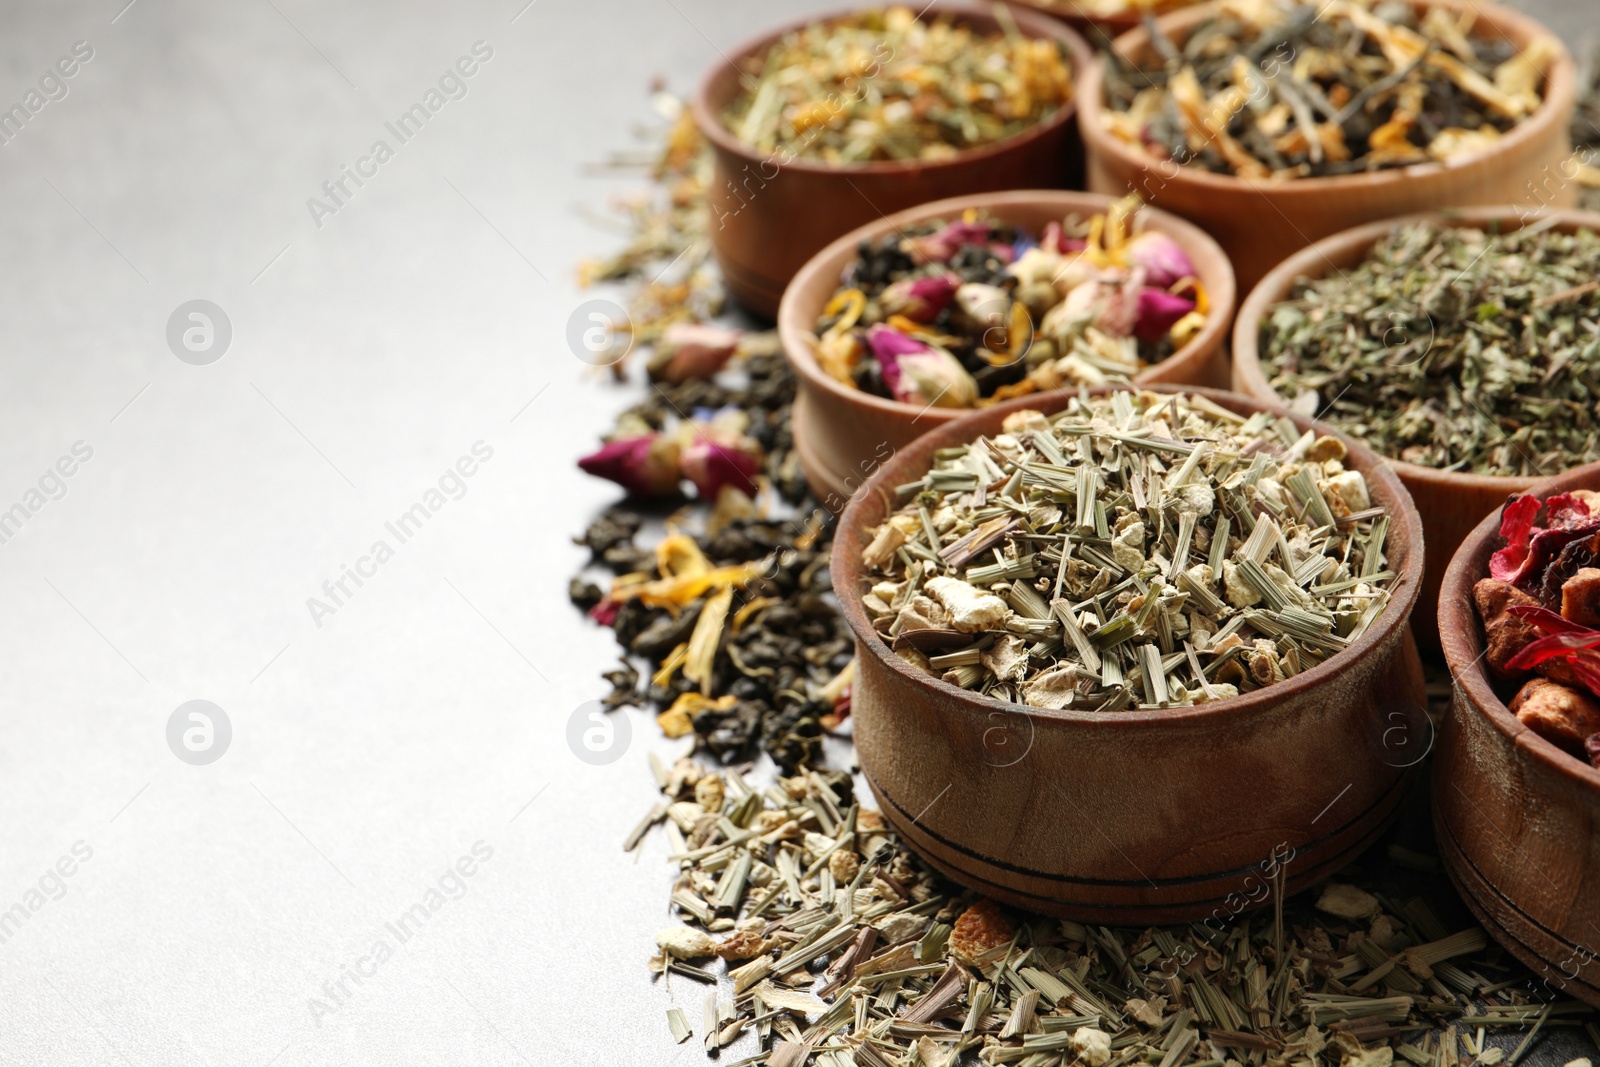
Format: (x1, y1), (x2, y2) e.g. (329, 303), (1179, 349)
(907, 220), (992, 264)
(681, 433), (762, 501)
(1134, 288), (1198, 343)
(577, 433), (682, 498)
(1126, 231), (1196, 290)
(868, 325), (978, 408)
(647, 322), (742, 383)
(954, 282), (1010, 329)
(1054, 270), (1141, 339)
(879, 273), (959, 323)
(1040, 220), (1087, 254)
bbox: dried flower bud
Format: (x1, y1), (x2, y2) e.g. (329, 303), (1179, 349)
(879, 274), (958, 323)
(906, 219), (991, 264)
(1133, 288), (1197, 344)
(577, 434), (682, 498)
(1126, 230), (1196, 290)
(867, 326), (977, 408)
(648, 322), (742, 383)
(681, 433), (761, 501)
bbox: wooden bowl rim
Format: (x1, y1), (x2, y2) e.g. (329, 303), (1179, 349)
(1439, 465), (1600, 792)
(776, 188), (1238, 425)
(1231, 205), (1600, 493)
(832, 382), (1425, 727)
(690, 2), (1093, 177)
(1077, 0), (1576, 195)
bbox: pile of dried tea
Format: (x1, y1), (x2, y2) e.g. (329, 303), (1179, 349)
(1473, 490), (1600, 769)
(812, 197), (1208, 408)
(858, 390), (1394, 708)
(634, 757), (1595, 1067)
(1100, 0), (1558, 179)
(721, 6), (1074, 165)
(1260, 220), (1600, 477)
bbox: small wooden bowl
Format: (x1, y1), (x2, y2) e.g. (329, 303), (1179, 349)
(1010, 0), (1199, 51)
(692, 4), (1092, 320)
(1437, 467), (1600, 1008)
(778, 190), (1237, 511)
(1076, 0), (1577, 294)
(1231, 206), (1600, 654)
(832, 383), (1428, 923)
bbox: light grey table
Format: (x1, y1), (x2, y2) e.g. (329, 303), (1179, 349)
(0, 2), (1591, 1065)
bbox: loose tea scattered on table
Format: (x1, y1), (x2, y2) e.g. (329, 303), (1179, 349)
(812, 197), (1208, 408)
(1260, 220), (1600, 478)
(1473, 490), (1600, 768)
(632, 756), (1596, 1067)
(577, 82), (1598, 1067)
(1100, 0), (1558, 179)
(721, 6), (1074, 164)
(857, 390), (1394, 708)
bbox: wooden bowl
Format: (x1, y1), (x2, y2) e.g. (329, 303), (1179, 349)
(1231, 206), (1600, 654)
(778, 190), (1237, 511)
(1437, 467), (1600, 1007)
(1076, 0), (1577, 294)
(1010, 0), (1200, 51)
(692, 4), (1093, 320)
(832, 383), (1428, 923)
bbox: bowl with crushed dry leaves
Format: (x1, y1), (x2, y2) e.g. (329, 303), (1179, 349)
(832, 382), (1425, 922)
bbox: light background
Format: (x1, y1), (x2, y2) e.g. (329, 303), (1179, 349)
(0, 1), (1591, 1064)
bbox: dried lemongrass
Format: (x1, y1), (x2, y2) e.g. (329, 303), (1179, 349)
(857, 390), (1395, 707)
(635, 760), (1584, 1067)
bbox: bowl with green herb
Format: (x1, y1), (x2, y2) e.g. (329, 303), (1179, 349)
(1437, 477), (1600, 1007)
(691, 3), (1092, 318)
(831, 382), (1426, 921)
(1077, 0), (1576, 291)
(778, 188), (1236, 509)
(1232, 206), (1600, 651)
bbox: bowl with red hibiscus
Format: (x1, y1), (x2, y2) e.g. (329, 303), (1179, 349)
(1437, 472), (1600, 1007)
(776, 189), (1235, 509)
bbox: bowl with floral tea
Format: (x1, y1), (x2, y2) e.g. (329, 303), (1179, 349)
(777, 189), (1234, 509)
(832, 382), (1426, 921)
(1232, 205), (1600, 650)
(1077, 0), (1575, 290)
(692, 3), (1091, 318)
(1437, 477), (1600, 1007)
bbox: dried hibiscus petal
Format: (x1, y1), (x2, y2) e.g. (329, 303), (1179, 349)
(1488, 494), (1542, 582)
(1504, 629), (1600, 671)
(1506, 604), (1594, 635)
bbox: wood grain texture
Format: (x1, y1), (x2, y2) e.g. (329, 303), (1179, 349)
(1437, 471), (1600, 1008)
(779, 190), (1237, 511)
(831, 383), (1428, 923)
(692, 4), (1093, 320)
(1076, 0), (1578, 295)
(1231, 207), (1600, 654)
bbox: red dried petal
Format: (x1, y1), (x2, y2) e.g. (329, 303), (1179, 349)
(1489, 495), (1542, 582)
(1546, 493), (1594, 530)
(1505, 604), (1596, 635)
(1504, 631), (1600, 671)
